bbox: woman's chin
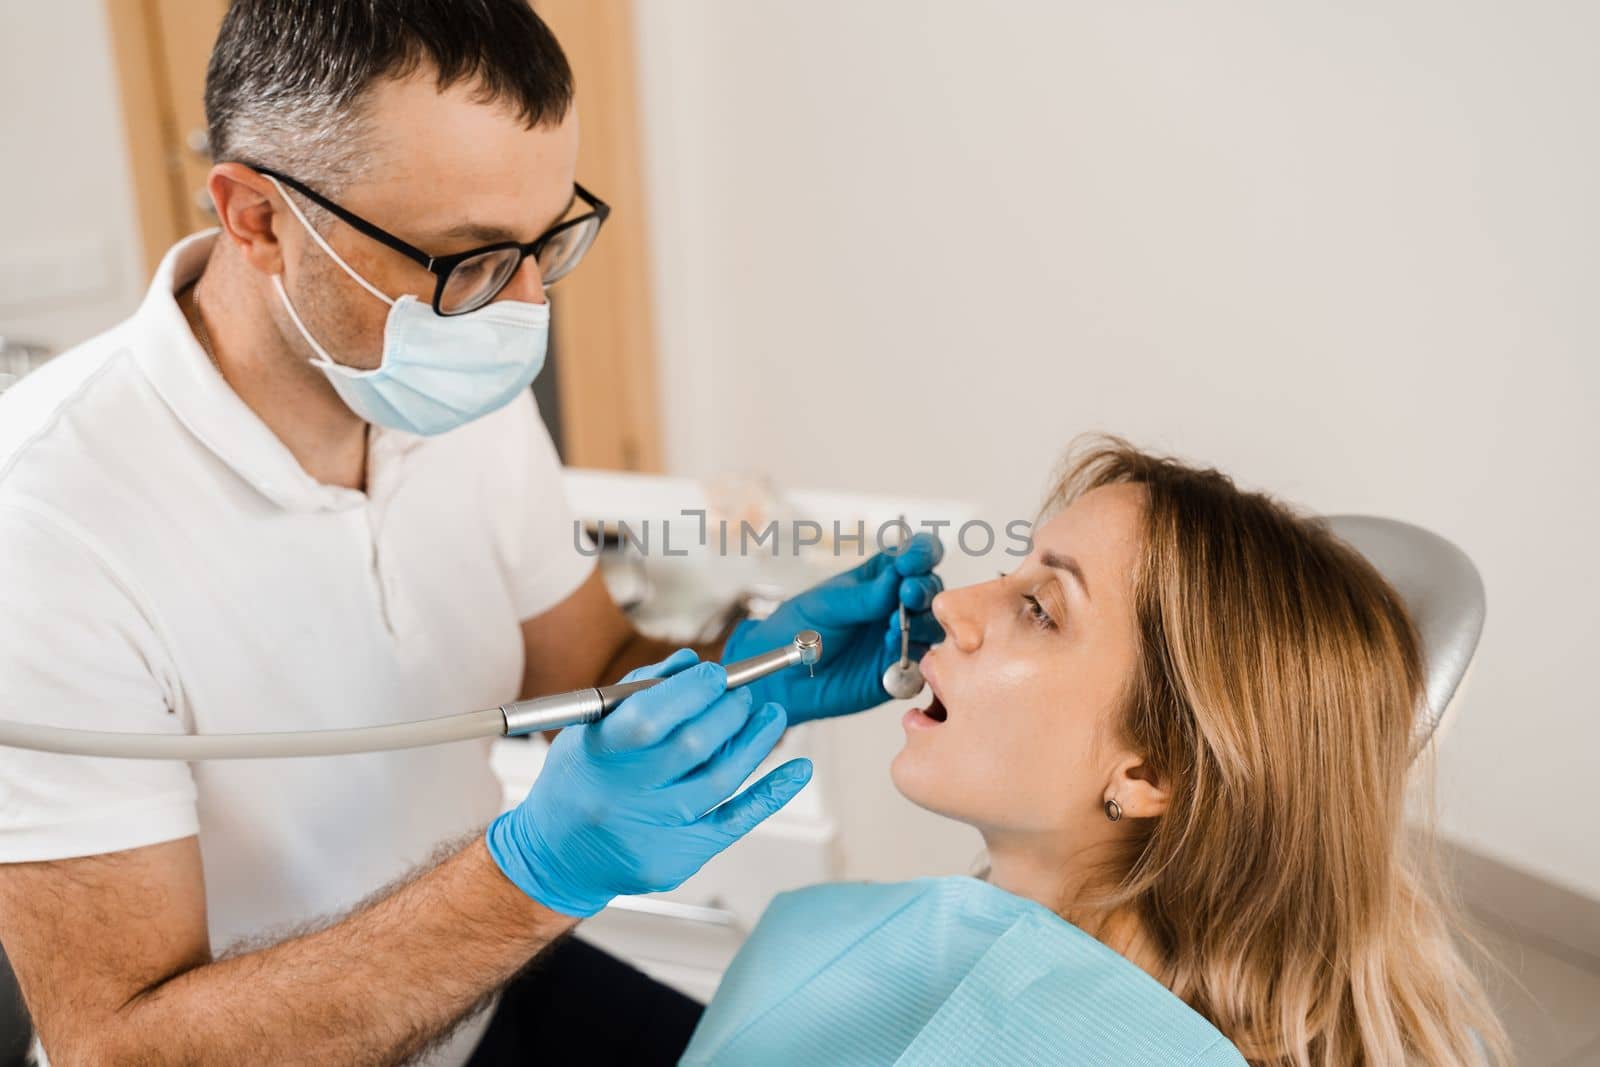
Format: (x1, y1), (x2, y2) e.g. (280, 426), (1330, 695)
(890, 742), (959, 820)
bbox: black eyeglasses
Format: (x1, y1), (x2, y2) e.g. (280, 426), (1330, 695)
(250, 166), (611, 316)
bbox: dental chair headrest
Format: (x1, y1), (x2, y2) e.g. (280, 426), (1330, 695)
(1324, 515), (1485, 745)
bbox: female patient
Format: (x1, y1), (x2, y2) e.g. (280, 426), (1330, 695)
(682, 440), (1505, 1067)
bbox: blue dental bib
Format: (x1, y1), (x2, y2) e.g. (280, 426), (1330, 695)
(681, 876), (1245, 1066)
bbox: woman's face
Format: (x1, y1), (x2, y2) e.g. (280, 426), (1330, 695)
(891, 484), (1147, 837)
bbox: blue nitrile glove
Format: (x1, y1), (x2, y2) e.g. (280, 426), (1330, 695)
(723, 532), (946, 724)
(486, 649), (813, 917)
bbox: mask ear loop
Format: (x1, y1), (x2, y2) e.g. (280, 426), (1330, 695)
(264, 174), (396, 308)
(270, 274), (341, 369)
(265, 175), (400, 375)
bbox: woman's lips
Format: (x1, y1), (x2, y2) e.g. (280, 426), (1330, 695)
(917, 654), (951, 723)
(901, 692), (948, 732)
(899, 657), (943, 731)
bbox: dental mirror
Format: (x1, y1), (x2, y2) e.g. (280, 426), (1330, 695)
(881, 515), (926, 700)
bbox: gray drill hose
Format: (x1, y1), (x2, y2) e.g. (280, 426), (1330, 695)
(0, 630), (824, 761)
(0, 708), (508, 760)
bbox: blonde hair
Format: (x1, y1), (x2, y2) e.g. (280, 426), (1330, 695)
(1047, 438), (1507, 1067)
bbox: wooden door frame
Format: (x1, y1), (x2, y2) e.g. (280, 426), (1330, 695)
(535, 0), (663, 473)
(104, 0), (196, 280)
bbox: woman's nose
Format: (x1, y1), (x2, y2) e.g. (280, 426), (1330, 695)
(931, 587), (983, 654)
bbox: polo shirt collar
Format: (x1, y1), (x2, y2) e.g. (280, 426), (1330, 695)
(132, 231), (422, 513)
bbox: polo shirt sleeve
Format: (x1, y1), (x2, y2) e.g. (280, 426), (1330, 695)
(0, 502), (199, 862)
(496, 396), (596, 622)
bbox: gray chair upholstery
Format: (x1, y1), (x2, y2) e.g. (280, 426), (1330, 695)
(1325, 515), (1486, 746)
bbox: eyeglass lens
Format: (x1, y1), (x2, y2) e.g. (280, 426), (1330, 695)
(438, 214), (604, 314)
(439, 247), (524, 314)
(536, 217), (601, 288)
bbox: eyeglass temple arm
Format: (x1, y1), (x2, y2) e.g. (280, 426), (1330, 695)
(248, 165), (436, 269)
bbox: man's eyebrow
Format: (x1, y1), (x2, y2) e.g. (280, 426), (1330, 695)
(438, 221), (520, 243)
(1040, 550), (1090, 599)
(436, 191), (578, 246)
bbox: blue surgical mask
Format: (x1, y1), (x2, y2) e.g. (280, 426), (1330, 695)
(268, 176), (549, 437)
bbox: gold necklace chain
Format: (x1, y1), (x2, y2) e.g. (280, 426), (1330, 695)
(184, 282), (222, 373)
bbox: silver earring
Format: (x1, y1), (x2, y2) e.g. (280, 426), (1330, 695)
(1103, 798), (1123, 823)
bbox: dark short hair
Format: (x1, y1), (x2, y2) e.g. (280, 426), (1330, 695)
(205, 0), (573, 189)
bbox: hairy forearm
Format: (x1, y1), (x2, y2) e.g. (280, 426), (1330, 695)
(98, 837), (573, 1067)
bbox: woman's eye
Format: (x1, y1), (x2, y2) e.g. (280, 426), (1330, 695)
(1022, 593), (1055, 630)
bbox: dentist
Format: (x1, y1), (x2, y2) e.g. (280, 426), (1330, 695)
(0, 3), (940, 1065)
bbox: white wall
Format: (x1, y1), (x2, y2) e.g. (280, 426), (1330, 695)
(0, 0), (147, 354)
(633, 1), (1600, 896)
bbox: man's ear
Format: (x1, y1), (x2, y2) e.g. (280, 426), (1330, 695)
(1105, 754), (1170, 820)
(207, 163), (287, 276)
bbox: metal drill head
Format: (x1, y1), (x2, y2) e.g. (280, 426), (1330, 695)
(795, 630), (823, 667)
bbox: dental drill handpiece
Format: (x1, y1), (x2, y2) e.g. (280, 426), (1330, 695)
(498, 630), (824, 737)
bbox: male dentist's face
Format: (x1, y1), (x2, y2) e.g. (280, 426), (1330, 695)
(270, 69), (580, 372)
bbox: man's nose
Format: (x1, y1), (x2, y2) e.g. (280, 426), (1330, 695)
(931, 585), (985, 654)
(497, 255), (548, 305)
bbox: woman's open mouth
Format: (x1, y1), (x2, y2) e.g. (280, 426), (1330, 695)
(901, 694), (948, 731)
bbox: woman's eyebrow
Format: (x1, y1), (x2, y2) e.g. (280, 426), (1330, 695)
(1039, 550), (1090, 599)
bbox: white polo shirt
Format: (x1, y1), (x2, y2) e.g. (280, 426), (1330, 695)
(0, 233), (592, 1064)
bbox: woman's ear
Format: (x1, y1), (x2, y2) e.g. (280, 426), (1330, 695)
(1105, 754), (1170, 820)
(207, 162), (287, 276)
